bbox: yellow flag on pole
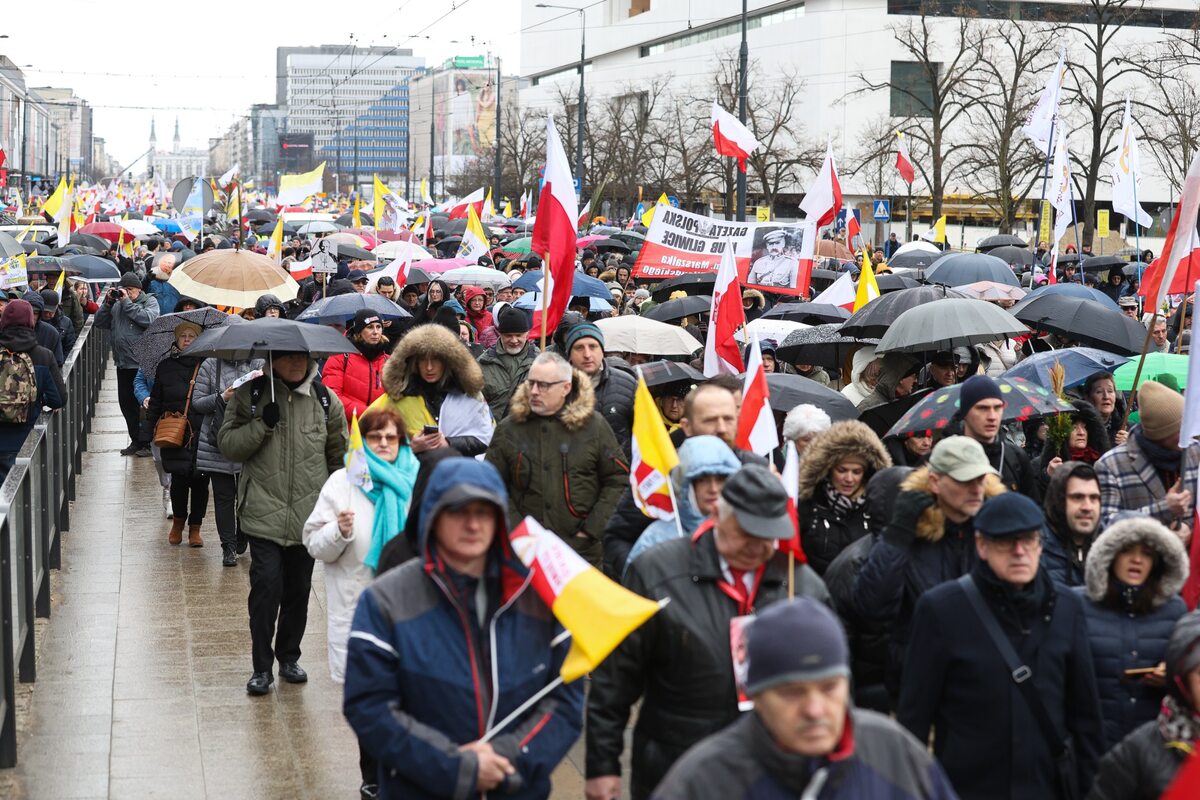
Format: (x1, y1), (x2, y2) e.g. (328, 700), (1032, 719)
(43, 177), (68, 221)
(277, 162), (326, 206)
(373, 175), (392, 230)
(853, 251), (880, 312)
(353, 195), (362, 229)
(642, 192), (670, 228)
(502, 199), (513, 218)
(630, 374), (680, 519)
(267, 219), (284, 263)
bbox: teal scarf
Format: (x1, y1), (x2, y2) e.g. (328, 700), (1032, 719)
(360, 444), (419, 572)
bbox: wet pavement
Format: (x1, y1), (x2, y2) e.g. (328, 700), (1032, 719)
(1, 367), (590, 799)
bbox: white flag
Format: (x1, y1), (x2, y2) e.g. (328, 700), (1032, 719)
(1111, 97), (1152, 228)
(1050, 130), (1074, 246)
(218, 163), (240, 186)
(1023, 47), (1066, 156)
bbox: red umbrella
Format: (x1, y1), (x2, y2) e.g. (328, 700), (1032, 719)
(77, 221), (128, 243)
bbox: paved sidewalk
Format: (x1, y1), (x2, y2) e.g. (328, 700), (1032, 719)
(1, 367), (590, 799)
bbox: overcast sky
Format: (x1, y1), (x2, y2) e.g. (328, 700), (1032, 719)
(4, 0), (522, 172)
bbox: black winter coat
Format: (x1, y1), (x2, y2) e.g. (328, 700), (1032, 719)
(1086, 720), (1187, 800)
(592, 359), (637, 458)
(799, 495), (871, 576)
(144, 353), (205, 475)
(897, 570), (1104, 800)
(586, 526), (830, 800)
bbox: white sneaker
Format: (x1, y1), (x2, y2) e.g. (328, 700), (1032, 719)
(163, 487), (172, 519)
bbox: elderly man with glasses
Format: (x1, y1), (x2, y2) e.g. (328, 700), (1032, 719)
(485, 350), (628, 566)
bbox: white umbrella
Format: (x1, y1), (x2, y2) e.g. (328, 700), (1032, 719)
(298, 221), (339, 235)
(893, 240), (940, 256)
(374, 240), (432, 260)
(440, 266), (512, 289)
(594, 315), (703, 356)
(117, 218), (161, 238)
(734, 317), (810, 344)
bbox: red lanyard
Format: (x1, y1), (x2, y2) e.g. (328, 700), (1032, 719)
(717, 565), (766, 616)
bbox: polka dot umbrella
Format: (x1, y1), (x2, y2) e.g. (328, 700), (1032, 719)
(884, 375), (1075, 439)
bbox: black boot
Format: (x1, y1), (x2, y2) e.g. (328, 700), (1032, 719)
(222, 543), (237, 567)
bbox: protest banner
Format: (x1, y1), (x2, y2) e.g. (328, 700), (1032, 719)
(632, 204), (817, 296)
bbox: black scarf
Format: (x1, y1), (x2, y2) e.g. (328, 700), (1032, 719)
(356, 339), (387, 361)
(1134, 426), (1181, 485)
(820, 479), (866, 519)
(971, 559), (1052, 637)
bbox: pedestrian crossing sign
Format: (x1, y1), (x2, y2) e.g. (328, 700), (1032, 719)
(873, 200), (890, 221)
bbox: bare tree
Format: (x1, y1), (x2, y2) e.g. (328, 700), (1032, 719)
(1137, 36), (1200, 195)
(853, 5), (985, 221)
(641, 95), (722, 211)
(1058, 0), (1146, 246)
(959, 20), (1054, 233)
(449, 107), (545, 203)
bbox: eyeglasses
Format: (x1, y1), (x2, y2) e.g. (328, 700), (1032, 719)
(526, 378), (568, 392)
(364, 433), (402, 444)
(986, 532), (1042, 552)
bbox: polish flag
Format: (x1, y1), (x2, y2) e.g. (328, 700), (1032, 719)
(447, 187), (486, 220)
(577, 199), (592, 229)
(735, 337), (778, 457)
(703, 243), (746, 376)
(711, 100), (761, 172)
(529, 114), (579, 337)
(811, 272), (856, 311)
(845, 208), (861, 248)
(895, 132), (915, 185)
(1141, 150), (1200, 312)
(288, 257), (313, 281)
(799, 142), (842, 229)
(520, 190), (530, 218)
(777, 441), (807, 561)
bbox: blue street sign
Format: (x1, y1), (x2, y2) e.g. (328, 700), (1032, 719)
(836, 208), (861, 230)
(667, 195), (680, 208)
(873, 199), (891, 221)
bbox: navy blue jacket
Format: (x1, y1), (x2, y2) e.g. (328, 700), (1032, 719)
(343, 459), (583, 800)
(0, 325), (66, 454)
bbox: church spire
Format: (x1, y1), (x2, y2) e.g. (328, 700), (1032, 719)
(173, 117), (181, 152)
(149, 117), (157, 146)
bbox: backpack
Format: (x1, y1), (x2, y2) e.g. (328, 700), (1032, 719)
(0, 348), (38, 424)
(247, 374), (332, 426)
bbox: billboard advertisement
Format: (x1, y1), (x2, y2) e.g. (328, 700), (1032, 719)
(434, 69), (497, 179)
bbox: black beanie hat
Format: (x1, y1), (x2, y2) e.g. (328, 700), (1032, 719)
(496, 305), (531, 334)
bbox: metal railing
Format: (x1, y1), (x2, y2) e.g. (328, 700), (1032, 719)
(0, 319), (108, 767)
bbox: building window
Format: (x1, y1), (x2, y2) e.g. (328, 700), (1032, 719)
(639, 2), (803, 57)
(890, 61), (938, 118)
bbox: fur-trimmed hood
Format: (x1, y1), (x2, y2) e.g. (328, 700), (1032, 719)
(382, 322), (485, 398)
(506, 366), (596, 431)
(1084, 516), (1189, 607)
(899, 466), (1007, 542)
(742, 288), (765, 308)
(798, 421), (892, 500)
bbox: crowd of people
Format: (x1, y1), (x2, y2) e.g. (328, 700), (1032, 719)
(5, 219), (1200, 800)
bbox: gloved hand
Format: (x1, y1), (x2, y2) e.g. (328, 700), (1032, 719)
(261, 402), (280, 429)
(882, 490), (936, 548)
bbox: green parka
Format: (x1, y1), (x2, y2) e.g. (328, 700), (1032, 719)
(217, 362), (348, 547)
(478, 340), (536, 420)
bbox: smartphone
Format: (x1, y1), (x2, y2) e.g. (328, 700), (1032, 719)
(422, 425), (440, 436)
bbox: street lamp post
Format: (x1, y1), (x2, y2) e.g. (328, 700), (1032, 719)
(536, 3), (586, 195)
(737, 0), (749, 222)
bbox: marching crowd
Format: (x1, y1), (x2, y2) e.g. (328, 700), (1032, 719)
(4, 228), (1200, 800)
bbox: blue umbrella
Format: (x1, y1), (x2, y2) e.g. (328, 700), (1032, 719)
(62, 254), (122, 283)
(1001, 347), (1130, 391)
(297, 293), (411, 325)
(1016, 282), (1120, 312)
(925, 252), (1020, 287)
(512, 269), (612, 300)
(512, 292), (612, 313)
(151, 218), (183, 234)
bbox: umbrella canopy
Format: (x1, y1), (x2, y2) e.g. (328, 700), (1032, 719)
(188, 317), (358, 360)
(245, 209), (276, 223)
(373, 240), (433, 260)
(501, 236), (533, 255)
(841, 285), (969, 340)
(649, 272), (716, 301)
(297, 293), (411, 325)
(151, 218), (184, 234)
(298, 221), (339, 235)
(1113, 353), (1189, 391)
(1081, 255), (1127, 273)
(887, 376), (1074, 438)
(24, 255), (69, 276)
(593, 238), (630, 253)
(440, 266), (512, 289)
(0, 232), (25, 258)
(735, 317), (809, 344)
(762, 302), (851, 325)
(976, 234), (1028, 251)
(117, 218), (161, 238)
(168, 249), (300, 307)
(893, 240), (941, 257)
(815, 240), (852, 259)
(776, 324), (877, 370)
(987, 245), (1035, 267)
(1011, 294), (1147, 355)
(1003, 347), (1130, 391)
(511, 269), (613, 300)
(925, 252), (1020, 287)
(643, 294), (712, 323)
(612, 231), (646, 245)
(70, 232), (111, 251)
(957, 281), (1026, 302)
(77, 222), (128, 243)
(875, 273), (921, 292)
(132, 308), (243, 380)
(416, 257), (474, 274)
(62, 254), (122, 283)
(338, 244), (377, 262)
(20, 241), (52, 255)
(860, 388), (935, 440)
(1122, 261), (1149, 277)
(884, 250), (938, 270)
(639, 360), (705, 389)
(594, 316), (703, 356)
(761, 374), (859, 419)
(875, 298), (1027, 354)
(325, 232), (372, 250)
(334, 211), (374, 227)
(1016, 282), (1120, 312)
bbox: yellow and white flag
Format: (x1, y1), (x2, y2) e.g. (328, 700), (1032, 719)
(854, 251), (881, 312)
(630, 374), (680, 519)
(267, 220), (284, 263)
(277, 162), (326, 206)
(456, 204), (490, 261)
(43, 177), (69, 221)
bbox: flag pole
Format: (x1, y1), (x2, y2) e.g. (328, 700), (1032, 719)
(788, 551), (795, 600)
(666, 476), (685, 540)
(481, 677), (565, 743)
(1119, 315), (1159, 432)
(539, 250), (551, 351)
(1033, 117), (1057, 258)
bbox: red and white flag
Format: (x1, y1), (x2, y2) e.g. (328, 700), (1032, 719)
(895, 132), (915, 185)
(520, 189), (530, 218)
(288, 257), (313, 282)
(703, 243), (746, 376)
(799, 142), (842, 229)
(711, 101), (761, 173)
(577, 199), (592, 229)
(811, 272), (856, 310)
(530, 114), (579, 336)
(447, 187), (486, 220)
(366, 241), (412, 292)
(735, 337), (778, 457)
(1141, 150), (1200, 312)
(845, 207), (861, 248)
(778, 441), (807, 561)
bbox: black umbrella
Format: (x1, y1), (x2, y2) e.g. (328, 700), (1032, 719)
(977, 234), (1028, 251)
(875, 273), (921, 293)
(24, 255), (69, 275)
(335, 211), (375, 227)
(246, 209), (276, 223)
(261, 221), (300, 236)
(762, 302), (850, 325)
(593, 238), (630, 253)
(988, 245), (1035, 267)
(188, 317), (358, 361)
(650, 272), (715, 301)
(761, 374), (859, 419)
(437, 219), (468, 235)
(62, 254), (122, 283)
(1122, 261), (1149, 277)
(644, 295), (711, 323)
(131, 308), (243, 380)
(297, 293), (411, 325)
(925, 252), (1020, 287)
(70, 232), (110, 251)
(776, 324), (878, 370)
(21, 241), (51, 255)
(440, 235), (463, 246)
(639, 360), (706, 390)
(885, 250), (938, 269)
(1081, 255), (1126, 273)
(841, 285), (969, 339)
(338, 244), (377, 262)
(809, 268), (843, 292)
(859, 388), (934, 440)
(1011, 294), (1148, 355)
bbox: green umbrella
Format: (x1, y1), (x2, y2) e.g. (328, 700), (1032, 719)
(1113, 352), (1189, 391)
(501, 236), (533, 255)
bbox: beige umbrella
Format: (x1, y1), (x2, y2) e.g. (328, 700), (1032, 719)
(168, 249), (300, 308)
(957, 280), (1026, 302)
(594, 315), (703, 356)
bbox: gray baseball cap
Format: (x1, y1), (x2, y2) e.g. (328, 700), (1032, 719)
(928, 436), (1000, 482)
(720, 465), (794, 540)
